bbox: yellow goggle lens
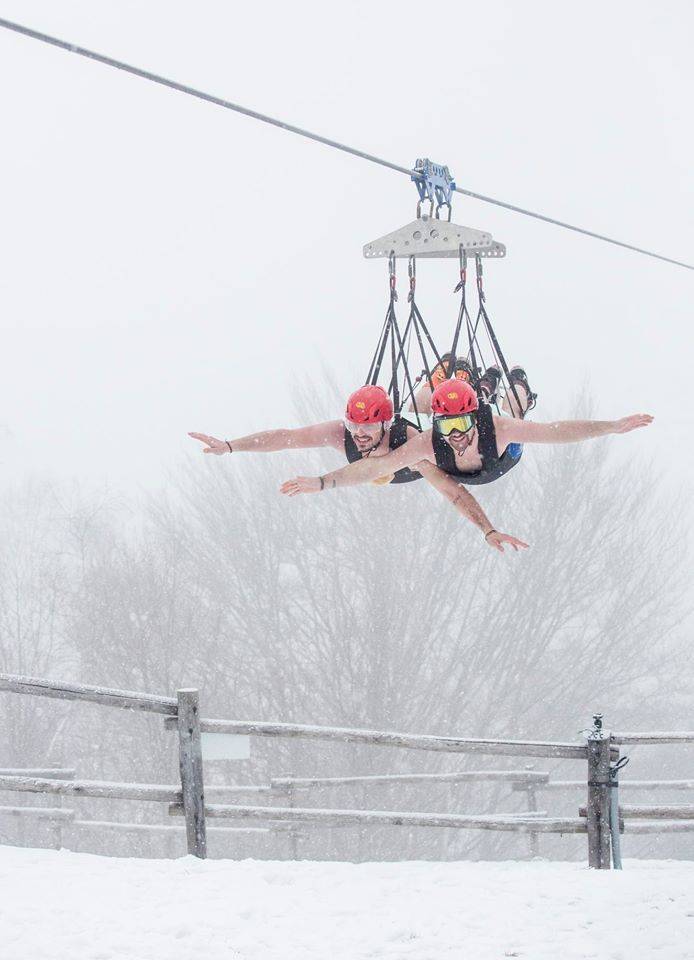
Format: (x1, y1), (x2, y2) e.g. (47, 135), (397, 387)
(433, 414), (475, 436)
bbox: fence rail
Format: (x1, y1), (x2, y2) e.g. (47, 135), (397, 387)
(619, 805), (694, 820)
(515, 779), (694, 792)
(0, 805), (74, 822)
(71, 819), (271, 836)
(611, 732), (694, 745)
(169, 802), (586, 834)
(0, 768), (75, 779)
(165, 717), (588, 760)
(625, 821), (694, 834)
(0, 775), (180, 803)
(1, 671), (692, 869)
(271, 770), (550, 789)
(0, 673), (176, 715)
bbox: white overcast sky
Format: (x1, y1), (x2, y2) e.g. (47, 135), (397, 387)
(0, 0), (692, 491)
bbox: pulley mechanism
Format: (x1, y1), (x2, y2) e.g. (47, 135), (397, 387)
(363, 158), (522, 430)
(411, 158), (456, 220)
(364, 158), (505, 260)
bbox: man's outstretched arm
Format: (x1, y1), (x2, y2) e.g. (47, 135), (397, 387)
(189, 421), (344, 455)
(496, 412), (653, 447)
(280, 430), (433, 495)
(417, 461), (528, 553)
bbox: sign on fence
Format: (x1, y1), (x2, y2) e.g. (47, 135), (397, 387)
(201, 733), (251, 761)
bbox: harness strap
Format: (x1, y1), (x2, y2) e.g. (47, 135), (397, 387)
(431, 405), (522, 485)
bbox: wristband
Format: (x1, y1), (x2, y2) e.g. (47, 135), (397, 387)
(484, 528), (497, 540)
(225, 441), (233, 453)
(319, 476), (325, 491)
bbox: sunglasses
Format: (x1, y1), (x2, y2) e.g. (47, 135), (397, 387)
(433, 414), (476, 436)
(343, 419), (384, 434)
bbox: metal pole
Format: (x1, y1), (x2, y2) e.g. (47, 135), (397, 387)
(609, 752), (629, 870)
(586, 714), (611, 869)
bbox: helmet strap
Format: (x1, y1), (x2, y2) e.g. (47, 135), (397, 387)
(449, 426), (476, 455)
(364, 423), (387, 458)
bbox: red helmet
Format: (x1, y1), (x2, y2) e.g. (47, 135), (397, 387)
(345, 385), (394, 424)
(431, 378), (479, 416)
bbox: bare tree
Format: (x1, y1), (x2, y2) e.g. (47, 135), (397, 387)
(0, 387), (690, 860)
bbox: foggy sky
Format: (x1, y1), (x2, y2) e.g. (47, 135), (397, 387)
(1, 0), (692, 491)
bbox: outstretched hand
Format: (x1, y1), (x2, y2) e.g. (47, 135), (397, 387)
(486, 531), (529, 554)
(188, 432), (230, 455)
(280, 476), (323, 496)
(612, 414), (654, 434)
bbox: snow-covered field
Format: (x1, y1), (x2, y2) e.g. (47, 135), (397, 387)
(1, 847), (693, 960)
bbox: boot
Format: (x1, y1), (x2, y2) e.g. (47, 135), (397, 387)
(478, 365), (501, 403)
(507, 366), (537, 416)
(453, 357), (475, 383)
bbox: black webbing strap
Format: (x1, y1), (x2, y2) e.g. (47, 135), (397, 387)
(411, 300), (444, 375)
(389, 302), (422, 426)
(447, 246), (468, 377)
(391, 300), (445, 421)
(389, 319), (401, 415)
(407, 257), (436, 393)
(367, 254), (448, 423)
(367, 253), (398, 386)
(474, 256), (524, 418)
(366, 304), (392, 385)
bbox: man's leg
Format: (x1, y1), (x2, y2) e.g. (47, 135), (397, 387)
(480, 365), (536, 418)
(505, 366), (536, 417)
(502, 379), (530, 418)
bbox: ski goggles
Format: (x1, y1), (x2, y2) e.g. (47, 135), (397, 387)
(433, 413), (476, 436)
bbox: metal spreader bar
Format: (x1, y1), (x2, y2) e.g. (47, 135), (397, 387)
(364, 216), (505, 260)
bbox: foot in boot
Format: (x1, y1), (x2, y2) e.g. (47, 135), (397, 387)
(478, 365), (501, 403)
(507, 366), (537, 416)
(453, 358), (475, 383)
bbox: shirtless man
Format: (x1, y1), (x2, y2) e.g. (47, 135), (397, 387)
(190, 384), (527, 552)
(280, 378), (653, 500)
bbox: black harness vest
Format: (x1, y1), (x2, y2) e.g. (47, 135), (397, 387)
(343, 417), (422, 484)
(432, 403), (522, 485)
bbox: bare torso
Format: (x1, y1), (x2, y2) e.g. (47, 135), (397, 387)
(432, 417), (510, 474)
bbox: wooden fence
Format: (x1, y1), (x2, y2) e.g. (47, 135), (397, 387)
(1, 673), (692, 869)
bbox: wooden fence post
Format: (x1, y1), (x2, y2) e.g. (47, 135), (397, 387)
(523, 783), (540, 859)
(586, 716), (611, 869)
(52, 767), (74, 851)
(285, 774), (299, 860)
(176, 689), (206, 859)
(357, 783), (368, 862)
(50, 819), (63, 850)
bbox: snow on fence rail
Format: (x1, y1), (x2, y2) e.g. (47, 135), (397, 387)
(0, 768), (75, 779)
(624, 821), (694, 834)
(164, 716), (587, 760)
(0, 673), (177, 715)
(612, 805), (694, 820)
(271, 770), (549, 789)
(0, 766), (77, 849)
(514, 779), (694, 792)
(611, 732), (694, 745)
(70, 820), (271, 836)
(0, 775), (181, 802)
(168, 802), (585, 834)
(0, 805), (74, 822)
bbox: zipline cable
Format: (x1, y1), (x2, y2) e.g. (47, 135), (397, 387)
(0, 15), (692, 272)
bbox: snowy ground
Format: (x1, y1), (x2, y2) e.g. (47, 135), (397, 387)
(1, 847), (693, 960)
